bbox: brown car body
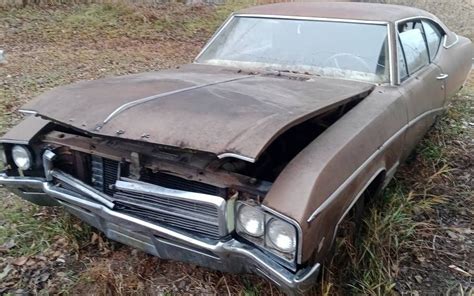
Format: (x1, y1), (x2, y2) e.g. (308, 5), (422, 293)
(1, 2), (472, 294)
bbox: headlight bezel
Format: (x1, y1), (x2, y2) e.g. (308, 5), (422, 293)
(235, 201), (300, 266)
(11, 145), (33, 171)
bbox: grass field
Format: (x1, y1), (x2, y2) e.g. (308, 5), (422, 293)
(0, 1), (472, 295)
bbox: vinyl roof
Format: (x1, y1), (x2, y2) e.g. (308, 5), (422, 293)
(237, 2), (435, 23)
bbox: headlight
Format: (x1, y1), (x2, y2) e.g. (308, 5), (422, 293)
(12, 145), (33, 170)
(237, 204), (265, 237)
(235, 201), (298, 264)
(266, 218), (297, 253)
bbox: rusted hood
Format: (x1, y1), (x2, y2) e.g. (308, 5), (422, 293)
(22, 64), (374, 162)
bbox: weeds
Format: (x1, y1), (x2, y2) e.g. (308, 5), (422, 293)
(0, 193), (90, 257)
(326, 83), (474, 295)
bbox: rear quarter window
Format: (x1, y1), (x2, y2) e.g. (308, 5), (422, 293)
(398, 28), (430, 75)
(422, 20), (443, 60)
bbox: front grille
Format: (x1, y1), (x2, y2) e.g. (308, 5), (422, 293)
(113, 180), (225, 239)
(91, 156), (119, 196)
(103, 158), (119, 196)
(85, 155), (226, 239)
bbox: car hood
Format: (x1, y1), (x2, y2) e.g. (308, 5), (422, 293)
(21, 64), (374, 162)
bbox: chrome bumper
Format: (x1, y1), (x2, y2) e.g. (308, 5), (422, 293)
(0, 173), (320, 295)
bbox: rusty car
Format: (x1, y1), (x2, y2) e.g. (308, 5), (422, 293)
(0, 2), (472, 294)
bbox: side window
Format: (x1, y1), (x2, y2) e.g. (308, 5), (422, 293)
(398, 20), (430, 75)
(422, 20), (443, 60)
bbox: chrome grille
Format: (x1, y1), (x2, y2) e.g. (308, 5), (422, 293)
(91, 156), (104, 190)
(91, 156), (119, 196)
(103, 158), (119, 196)
(113, 180), (226, 239)
(140, 170), (226, 197)
(87, 155), (227, 239)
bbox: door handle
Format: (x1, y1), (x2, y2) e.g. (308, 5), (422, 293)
(436, 73), (449, 80)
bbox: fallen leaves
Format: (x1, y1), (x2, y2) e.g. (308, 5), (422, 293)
(0, 235), (74, 294)
(12, 256), (28, 266)
(0, 264), (13, 281)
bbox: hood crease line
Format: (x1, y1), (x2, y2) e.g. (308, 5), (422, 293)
(97, 75), (252, 130)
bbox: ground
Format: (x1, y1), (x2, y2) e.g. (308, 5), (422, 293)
(0, 2), (472, 295)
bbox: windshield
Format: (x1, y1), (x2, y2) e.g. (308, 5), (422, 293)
(196, 17), (390, 83)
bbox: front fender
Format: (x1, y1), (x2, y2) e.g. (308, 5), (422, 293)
(263, 85), (406, 263)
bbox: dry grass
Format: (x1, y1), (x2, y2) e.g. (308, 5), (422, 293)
(0, 1), (473, 295)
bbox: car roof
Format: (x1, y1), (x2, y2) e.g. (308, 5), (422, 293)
(237, 2), (435, 23)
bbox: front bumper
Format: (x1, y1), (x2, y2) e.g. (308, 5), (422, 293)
(0, 173), (320, 295)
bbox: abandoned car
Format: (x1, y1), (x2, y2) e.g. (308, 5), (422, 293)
(0, 2), (472, 294)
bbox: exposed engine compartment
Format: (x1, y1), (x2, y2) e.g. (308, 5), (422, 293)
(218, 96), (364, 181)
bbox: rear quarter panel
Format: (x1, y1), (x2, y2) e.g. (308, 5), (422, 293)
(263, 85), (407, 263)
(437, 35), (473, 99)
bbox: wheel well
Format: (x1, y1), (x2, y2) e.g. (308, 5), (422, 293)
(313, 170), (386, 262)
(363, 170), (386, 202)
(322, 170), (386, 265)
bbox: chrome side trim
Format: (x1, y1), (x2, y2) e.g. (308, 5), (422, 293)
(18, 109), (37, 115)
(0, 139), (29, 145)
(262, 204), (304, 265)
(443, 33), (459, 49)
(307, 106), (444, 222)
(99, 76), (250, 128)
(217, 152), (256, 163)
